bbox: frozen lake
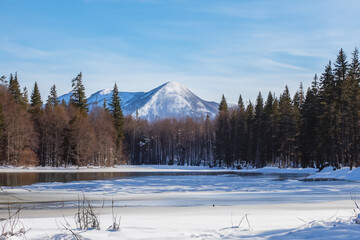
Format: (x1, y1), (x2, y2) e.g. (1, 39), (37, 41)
(1, 166), (360, 239)
(1, 170), (358, 208)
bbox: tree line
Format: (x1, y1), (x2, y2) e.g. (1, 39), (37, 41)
(0, 48), (359, 168)
(214, 48), (360, 169)
(0, 72), (125, 167)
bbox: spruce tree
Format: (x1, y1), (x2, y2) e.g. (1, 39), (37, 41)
(0, 75), (6, 85)
(236, 95), (246, 162)
(334, 49), (348, 85)
(278, 86), (296, 167)
(299, 85), (319, 168)
(346, 48), (360, 167)
(8, 73), (22, 103)
(70, 72), (88, 113)
(254, 92), (264, 167)
(109, 83), (125, 152)
(31, 82), (43, 107)
(245, 101), (255, 165)
(333, 49), (349, 166)
(263, 92), (274, 165)
(318, 62), (336, 167)
(219, 94), (228, 112)
(238, 95), (244, 111)
(46, 85), (59, 107)
(215, 94), (231, 167)
(22, 87), (29, 105)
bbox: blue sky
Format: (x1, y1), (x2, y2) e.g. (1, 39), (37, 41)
(1, 0), (360, 103)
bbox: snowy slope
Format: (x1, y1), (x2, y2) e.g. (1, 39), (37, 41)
(58, 81), (219, 121)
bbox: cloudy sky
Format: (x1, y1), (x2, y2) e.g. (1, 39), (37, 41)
(1, 0), (359, 103)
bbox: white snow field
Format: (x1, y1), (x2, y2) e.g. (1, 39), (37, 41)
(1, 165), (360, 239)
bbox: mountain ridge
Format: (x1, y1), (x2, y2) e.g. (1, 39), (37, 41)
(58, 81), (219, 121)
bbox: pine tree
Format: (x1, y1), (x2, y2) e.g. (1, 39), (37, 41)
(254, 92), (264, 167)
(0, 75), (7, 85)
(46, 85), (59, 107)
(229, 110), (237, 164)
(278, 86), (296, 167)
(334, 49), (348, 86)
(236, 95), (246, 163)
(70, 72), (88, 113)
(333, 49), (349, 166)
(299, 76), (320, 168)
(219, 94), (228, 112)
(318, 62), (336, 167)
(245, 101), (255, 165)
(22, 87), (29, 105)
(292, 83), (305, 166)
(263, 92), (275, 165)
(8, 73), (22, 103)
(109, 83), (125, 155)
(30, 82), (43, 107)
(215, 94), (231, 167)
(346, 48), (360, 167)
(238, 95), (244, 111)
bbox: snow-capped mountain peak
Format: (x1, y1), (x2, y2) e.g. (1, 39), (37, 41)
(58, 82), (219, 121)
(161, 81), (188, 93)
(99, 89), (112, 95)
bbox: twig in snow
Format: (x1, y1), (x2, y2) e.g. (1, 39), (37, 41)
(0, 203), (29, 238)
(107, 199), (121, 231)
(237, 214), (251, 230)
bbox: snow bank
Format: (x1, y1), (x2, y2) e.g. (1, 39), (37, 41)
(6, 201), (360, 240)
(0, 165), (227, 173)
(0, 164), (318, 174)
(307, 167), (360, 181)
(243, 166), (317, 174)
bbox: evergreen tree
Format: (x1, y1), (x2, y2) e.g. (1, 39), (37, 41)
(219, 94), (228, 112)
(238, 95), (245, 111)
(299, 76), (320, 168)
(278, 86), (296, 167)
(0, 75), (7, 85)
(334, 49), (348, 86)
(318, 61), (336, 167)
(8, 73), (22, 103)
(22, 87), (29, 105)
(109, 83), (125, 154)
(333, 49), (349, 166)
(70, 72), (88, 113)
(30, 82), (42, 107)
(46, 85), (59, 107)
(292, 83), (305, 166)
(263, 92), (275, 165)
(254, 92), (264, 167)
(236, 95), (246, 162)
(346, 48), (360, 167)
(229, 110), (237, 164)
(244, 101), (255, 165)
(215, 95), (231, 166)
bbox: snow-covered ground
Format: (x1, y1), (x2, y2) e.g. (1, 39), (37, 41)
(0, 164), (318, 173)
(1, 165), (360, 239)
(307, 166), (360, 181)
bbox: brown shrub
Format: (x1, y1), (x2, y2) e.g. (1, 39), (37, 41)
(19, 148), (38, 167)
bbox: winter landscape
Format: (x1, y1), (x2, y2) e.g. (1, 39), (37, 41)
(1, 0), (360, 239)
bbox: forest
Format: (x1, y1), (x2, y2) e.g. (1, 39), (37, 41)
(0, 48), (359, 169)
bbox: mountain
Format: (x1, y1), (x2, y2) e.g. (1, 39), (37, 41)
(58, 81), (219, 121)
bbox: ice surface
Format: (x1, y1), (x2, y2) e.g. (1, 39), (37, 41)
(2, 165), (360, 239)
